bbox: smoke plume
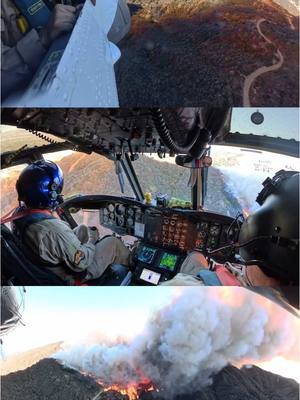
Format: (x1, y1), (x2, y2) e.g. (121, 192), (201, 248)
(54, 288), (299, 398)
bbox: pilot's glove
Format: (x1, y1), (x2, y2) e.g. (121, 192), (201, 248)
(88, 226), (100, 245)
(38, 4), (80, 49)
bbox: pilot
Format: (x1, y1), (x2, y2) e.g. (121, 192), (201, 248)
(162, 170), (299, 288)
(9, 160), (132, 283)
(1, 0), (131, 100)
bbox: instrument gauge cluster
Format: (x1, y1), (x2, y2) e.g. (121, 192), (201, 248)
(108, 203), (115, 212)
(195, 221), (228, 252)
(161, 215), (189, 251)
(100, 202), (139, 235)
(99, 199), (236, 255)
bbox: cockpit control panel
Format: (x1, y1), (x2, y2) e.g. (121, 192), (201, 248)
(134, 244), (184, 285)
(92, 197), (239, 283)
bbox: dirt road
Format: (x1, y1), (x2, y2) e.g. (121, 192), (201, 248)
(243, 18), (284, 106)
(118, 0), (297, 106)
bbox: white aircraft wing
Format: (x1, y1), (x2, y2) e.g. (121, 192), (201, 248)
(3, 0), (121, 107)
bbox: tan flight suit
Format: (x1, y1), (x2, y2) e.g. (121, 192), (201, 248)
(1, 0), (48, 98)
(24, 219), (130, 283)
(1, 0), (131, 99)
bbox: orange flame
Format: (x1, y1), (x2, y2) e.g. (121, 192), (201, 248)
(243, 208), (251, 218)
(102, 381), (158, 400)
(104, 384), (140, 400)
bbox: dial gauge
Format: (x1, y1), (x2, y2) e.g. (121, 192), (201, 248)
(108, 204), (115, 212)
(128, 208), (135, 217)
(116, 205), (126, 215)
(127, 217), (134, 226)
(117, 216), (125, 226)
(210, 225), (220, 237)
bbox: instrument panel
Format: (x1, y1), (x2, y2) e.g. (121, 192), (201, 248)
(64, 195), (239, 285)
(134, 244), (185, 285)
(99, 200), (238, 254)
(141, 210), (236, 254)
(99, 202), (140, 235)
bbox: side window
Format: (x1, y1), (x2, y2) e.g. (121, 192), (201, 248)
(0, 164), (27, 216)
(49, 151), (135, 198)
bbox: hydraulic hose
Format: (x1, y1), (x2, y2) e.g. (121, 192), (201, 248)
(151, 108), (200, 154)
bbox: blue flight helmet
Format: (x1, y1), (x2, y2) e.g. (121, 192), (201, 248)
(16, 160), (64, 209)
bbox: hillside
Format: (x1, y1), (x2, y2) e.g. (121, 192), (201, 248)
(0, 151), (242, 218)
(1, 343), (63, 376)
(117, 0), (299, 106)
(1, 356), (298, 400)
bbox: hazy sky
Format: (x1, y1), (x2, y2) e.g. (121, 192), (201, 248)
(2, 287), (174, 356)
(231, 108), (299, 140)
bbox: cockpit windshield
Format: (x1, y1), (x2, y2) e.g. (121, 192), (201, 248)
(1, 108), (299, 219)
(231, 108), (299, 141)
(0, 126), (65, 153)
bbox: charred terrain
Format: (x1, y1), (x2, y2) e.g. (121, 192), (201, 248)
(1, 354), (299, 400)
(118, 0), (299, 106)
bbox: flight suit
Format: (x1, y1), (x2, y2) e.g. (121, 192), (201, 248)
(1, 0), (48, 98)
(1, 0), (131, 99)
(23, 218), (131, 283)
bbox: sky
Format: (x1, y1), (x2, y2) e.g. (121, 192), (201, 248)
(231, 108), (299, 140)
(2, 287), (174, 357)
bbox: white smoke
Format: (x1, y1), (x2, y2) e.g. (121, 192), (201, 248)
(54, 288), (299, 398)
(272, 0), (300, 15)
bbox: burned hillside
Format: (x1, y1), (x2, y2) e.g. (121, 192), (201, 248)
(118, 0), (299, 106)
(1, 357), (298, 400)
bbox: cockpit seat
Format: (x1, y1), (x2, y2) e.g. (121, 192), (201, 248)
(1, 224), (65, 285)
(1, 225), (132, 286)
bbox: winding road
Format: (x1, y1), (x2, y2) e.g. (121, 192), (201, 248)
(243, 18), (284, 107)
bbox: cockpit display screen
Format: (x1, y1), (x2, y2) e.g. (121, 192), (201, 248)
(158, 252), (178, 272)
(137, 246), (157, 264)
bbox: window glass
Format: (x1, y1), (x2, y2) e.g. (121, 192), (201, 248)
(133, 155), (192, 202)
(231, 108), (299, 141)
(45, 151), (135, 199)
(1, 127), (64, 153)
(206, 145), (300, 217)
(0, 164), (27, 216)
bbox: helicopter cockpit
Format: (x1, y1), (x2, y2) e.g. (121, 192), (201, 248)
(1, 108), (299, 288)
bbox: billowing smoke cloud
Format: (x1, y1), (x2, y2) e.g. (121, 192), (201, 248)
(54, 288), (299, 398)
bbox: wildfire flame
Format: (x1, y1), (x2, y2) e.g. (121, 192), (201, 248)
(243, 208), (251, 218)
(59, 288), (300, 399)
(103, 382), (157, 400)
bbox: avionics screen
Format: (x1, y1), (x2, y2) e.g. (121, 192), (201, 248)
(137, 246), (157, 264)
(158, 252), (178, 272)
(140, 268), (161, 285)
